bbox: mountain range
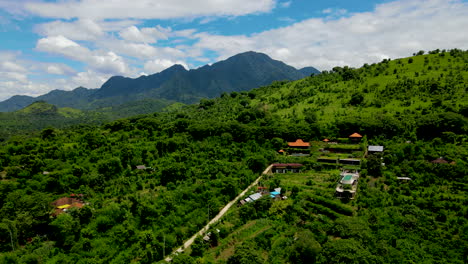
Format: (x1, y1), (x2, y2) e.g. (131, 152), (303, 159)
(0, 51), (319, 112)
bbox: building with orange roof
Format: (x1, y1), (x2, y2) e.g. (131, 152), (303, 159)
(349, 133), (362, 138)
(287, 139), (310, 148)
(287, 139), (310, 155)
(349, 133), (363, 142)
(51, 196), (85, 216)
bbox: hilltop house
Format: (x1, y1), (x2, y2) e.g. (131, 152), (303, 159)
(287, 139), (310, 156)
(336, 170), (360, 199)
(288, 139), (310, 149)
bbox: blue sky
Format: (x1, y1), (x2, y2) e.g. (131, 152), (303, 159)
(0, 0), (467, 101)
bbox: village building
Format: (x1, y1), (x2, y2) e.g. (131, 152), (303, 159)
(349, 132), (363, 142)
(136, 165), (147, 170)
(52, 194), (85, 216)
(397, 177), (412, 182)
(239, 187), (284, 205)
(368, 145), (384, 154)
(335, 170), (360, 199)
(271, 163), (303, 173)
(431, 157), (448, 164)
(287, 139), (310, 156)
(287, 139), (310, 149)
(338, 158), (361, 166)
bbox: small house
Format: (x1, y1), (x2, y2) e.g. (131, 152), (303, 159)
(287, 139), (310, 149)
(336, 170), (360, 199)
(271, 163), (303, 173)
(52, 195), (85, 216)
(397, 177), (412, 182)
(431, 157), (448, 164)
(339, 158), (361, 165)
(136, 165), (147, 170)
(368, 145), (384, 154)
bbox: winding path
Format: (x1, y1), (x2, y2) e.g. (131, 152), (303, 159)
(164, 164), (273, 262)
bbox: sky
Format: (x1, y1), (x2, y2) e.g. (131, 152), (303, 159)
(0, 0), (467, 101)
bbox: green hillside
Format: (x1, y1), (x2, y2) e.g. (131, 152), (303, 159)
(0, 50), (467, 263)
(0, 99), (179, 139)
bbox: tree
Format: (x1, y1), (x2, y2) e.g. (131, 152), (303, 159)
(318, 238), (377, 264)
(172, 253), (195, 264)
(349, 92), (364, 106)
(289, 230), (321, 264)
(49, 214), (79, 248)
(246, 155), (267, 174)
(97, 157), (123, 180)
(227, 243), (263, 264)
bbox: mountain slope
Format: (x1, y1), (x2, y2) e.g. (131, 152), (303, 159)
(0, 51), (319, 112)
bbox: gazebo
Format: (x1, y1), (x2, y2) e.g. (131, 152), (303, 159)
(349, 133), (363, 142)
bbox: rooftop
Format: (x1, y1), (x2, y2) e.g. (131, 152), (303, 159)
(431, 157), (448, 164)
(288, 139), (310, 147)
(249, 193), (262, 201)
(368, 145), (384, 152)
(349, 133), (363, 138)
(136, 165), (147, 170)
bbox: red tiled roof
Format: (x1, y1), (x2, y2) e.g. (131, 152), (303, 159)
(349, 133), (363, 138)
(278, 149), (285, 153)
(323, 138), (330, 142)
(287, 139), (310, 147)
(52, 197), (85, 216)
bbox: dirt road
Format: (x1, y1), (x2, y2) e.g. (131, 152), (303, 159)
(164, 164), (273, 262)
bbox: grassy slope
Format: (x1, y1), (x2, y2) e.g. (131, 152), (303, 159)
(253, 51), (467, 124)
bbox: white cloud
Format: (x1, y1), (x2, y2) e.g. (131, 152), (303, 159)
(279, 1), (291, 8)
(36, 35), (131, 75)
(45, 64), (76, 75)
(36, 35), (87, 62)
(71, 70), (110, 88)
(25, 0), (276, 19)
(143, 59), (188, 74)
(0, 80), (52, 100)
(119, 25), (169, 43)
(35, 19), (104, 41)
(193, 0), (468, 70)
(0, 72), (28, 83)
(90, 51), (128, 75)
(0, 61), (27, 72)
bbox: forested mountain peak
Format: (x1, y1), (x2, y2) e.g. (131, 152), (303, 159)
(0, 51), (318, 112)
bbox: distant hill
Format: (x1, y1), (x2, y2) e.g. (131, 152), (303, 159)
(0, 99), (179, 138)
(0, 51), (320, 112)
